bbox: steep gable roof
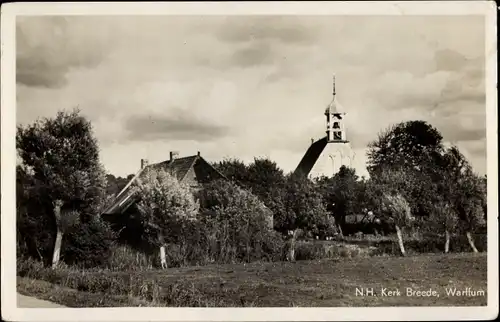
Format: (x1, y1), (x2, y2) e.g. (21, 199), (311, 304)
(150, 156), (199, 182)
(102, 155), (226, 215)
(293, 136), (328, 177)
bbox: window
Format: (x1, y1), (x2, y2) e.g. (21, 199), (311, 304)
(333, 131), (342, 140)
(333, 122), (340, 129)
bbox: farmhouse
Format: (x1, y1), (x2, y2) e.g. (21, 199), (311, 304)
(102, 151), (226, 217)
(102, 151), (273, 242)
(294, 75), (350, 178)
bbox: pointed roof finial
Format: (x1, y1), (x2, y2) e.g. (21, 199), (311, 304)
(326, 74), (342, 114)
(332, 74), (336, 96)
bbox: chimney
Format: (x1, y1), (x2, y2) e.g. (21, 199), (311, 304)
(311, 138), (314, 145)
(170, 151), (179, 161)
(140, 158), (149, 169)
(197, 151), (201, 157)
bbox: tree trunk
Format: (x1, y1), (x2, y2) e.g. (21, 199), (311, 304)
(246, 219), (251, 263)
(288, 229), (299, 262)
(160, 246), (167, 269)
(395, 225), (406, 256)
(339, 215), (346, 239)
(51, 229), (63, 268)
(337, 225), (344, 239)
(158, 233), (167, 269)
(444, 230), (450, 254)
(246, 241), (251, 263)
(466, 231), (479, 253)
(51, 200), (64, 269)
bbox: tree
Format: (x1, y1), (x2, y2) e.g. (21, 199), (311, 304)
(481, 175), (487, 221)
(452, 172), (485, 252)
(367, 120), (444, 175)
(367, 168), (415, 256)
(277, 174), (329, 261)
(428, 197), (459, 253)
(246, 158), (287, 197)
(381, 193), (413, 256)
(367, 121), (445, 220)
(17, 166), (52, 262)
(246, 158), (287, 230)
(315, 166), (363, 237)
(212, 158), (250, 186)
(213, 157), (287, 233)
(437, 146), (485, 253)
(430, 146), (467, 253)
(198, 180), (279, 263)
(16, 108), (108, 268)
(134, 168), (199, 269)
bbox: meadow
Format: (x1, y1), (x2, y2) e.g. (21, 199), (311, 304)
(17, 241), (487, 307)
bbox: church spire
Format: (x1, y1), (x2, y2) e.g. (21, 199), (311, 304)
(332, 74), (336, 97)
(324, 74), (348, 143)
(326, 73), (339, 114)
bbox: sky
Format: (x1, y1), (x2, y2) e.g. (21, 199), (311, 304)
(16, 15), (487, 178)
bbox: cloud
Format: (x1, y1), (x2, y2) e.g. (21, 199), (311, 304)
(434, 48), (469, 72)
(448, 128), (486, 143)
(230, 42), (275, 68)
(16, 16), (109, 88)
(216, 16), (318, 45)
(203, 16), (320, 78)
(125, 112), (231, 142)
(436, 61), (485, 106)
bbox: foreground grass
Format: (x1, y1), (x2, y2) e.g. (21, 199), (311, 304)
(18, 279), (153, 307)
(18, 252), (487, 307)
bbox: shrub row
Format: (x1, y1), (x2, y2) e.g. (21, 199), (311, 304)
(113, 232), (286, 269)
(102, 232), (487, 269)
(283, 232), (487, 261)
(344, 233), (487, 255)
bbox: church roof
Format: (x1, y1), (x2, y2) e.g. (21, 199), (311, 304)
(102, 154), (227, 215)
(293, 136), (329, 177)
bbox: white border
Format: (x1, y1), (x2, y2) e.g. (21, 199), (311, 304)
(1, 1), (498, 321)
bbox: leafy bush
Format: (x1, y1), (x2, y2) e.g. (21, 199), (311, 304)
(62, 217), (117, 268)
(134, 168), (200, 246)
(294, 242), (326, 260)
(198, 180), (283, 264)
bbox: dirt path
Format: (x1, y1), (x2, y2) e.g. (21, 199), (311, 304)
(17, 293), (67, 308)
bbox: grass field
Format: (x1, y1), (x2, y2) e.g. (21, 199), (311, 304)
(17, 252), (487, 307)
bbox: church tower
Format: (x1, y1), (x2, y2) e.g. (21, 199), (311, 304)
(325, 75), (348, 144)
(294, 74), (353, 178)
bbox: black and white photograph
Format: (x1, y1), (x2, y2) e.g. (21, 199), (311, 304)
(1, 1), (498, 321)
